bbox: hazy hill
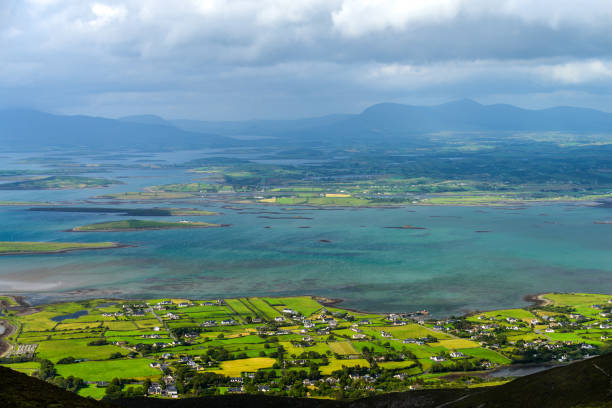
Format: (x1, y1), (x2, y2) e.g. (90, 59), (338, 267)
(164, 100), (612, 145)
(175, 100), (612, 137)
(0, 109), (237, 150)
(5, 101), (612, 150)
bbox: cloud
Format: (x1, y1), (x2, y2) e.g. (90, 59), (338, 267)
(332, 0), (612, 37)
(2, 1), (612, 118)
(542, 60), (612, 84)
(89, 3), (127, 28)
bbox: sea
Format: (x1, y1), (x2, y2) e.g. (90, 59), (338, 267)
(1, 149), (611, 317)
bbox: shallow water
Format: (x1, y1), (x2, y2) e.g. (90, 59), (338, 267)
(1, 151), (612, 316)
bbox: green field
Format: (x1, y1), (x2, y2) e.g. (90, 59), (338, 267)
(36, 339), (126, 362)
(55, 359), (160, 382)
(329, 341), (359, 355)
(319, 358), (370, 375)
(2, 293), (610, 400)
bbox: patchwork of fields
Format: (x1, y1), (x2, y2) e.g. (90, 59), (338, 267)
(1, 293), (611, 399)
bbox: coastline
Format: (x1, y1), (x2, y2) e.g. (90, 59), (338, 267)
(524, 293), (552, 307)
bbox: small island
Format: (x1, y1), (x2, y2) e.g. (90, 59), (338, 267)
(71, 219), (229, 232)
(0, 176), (120, 190)
(0, 241), (124, 255)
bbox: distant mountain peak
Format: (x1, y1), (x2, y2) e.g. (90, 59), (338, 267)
(119, 114), (169, 126)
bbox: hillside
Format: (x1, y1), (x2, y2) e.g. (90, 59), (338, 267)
(0, 109), (237, 150)
(7, 101), (612, 150)
(0, 365), (114, 408)
(135, 100), (612, 145)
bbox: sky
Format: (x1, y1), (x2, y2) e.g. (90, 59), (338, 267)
(2, 0), (612, 120)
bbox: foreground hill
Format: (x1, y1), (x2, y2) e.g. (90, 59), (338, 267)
(4, 353), (610, 408)
(0, 365), (114, 408)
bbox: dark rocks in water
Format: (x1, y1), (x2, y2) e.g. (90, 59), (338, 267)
(384, 225), (426, 230)
(263, 226), (272, 229)
(298, 226), (311, 229)
(319, 239), (331, 243)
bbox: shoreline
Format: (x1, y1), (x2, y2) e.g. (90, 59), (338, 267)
(0, 319), (16, 357)
(0, 291), (559, 320)
(524, 293), (553, 307)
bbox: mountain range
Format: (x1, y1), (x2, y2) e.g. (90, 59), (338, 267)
(3, 100), (612, 150)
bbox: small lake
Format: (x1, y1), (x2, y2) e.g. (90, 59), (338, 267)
(51, 310), (89, 322)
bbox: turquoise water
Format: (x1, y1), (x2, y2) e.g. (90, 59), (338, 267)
(1, 152), (612, 316)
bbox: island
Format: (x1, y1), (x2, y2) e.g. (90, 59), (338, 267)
(29, 207), (220, 217)
(0, 176), (120, 190)
(70, 219), (229, 232)
(0, 241), (125, 255)
(0, 292), (610, 401)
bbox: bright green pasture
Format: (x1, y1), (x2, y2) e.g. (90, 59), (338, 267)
(378, 361), (418, 370)
(36, 339), (126, 362)
(319, 358), (369, 375)
(263, 297), (323, 317)
(1, 361), (40, 375)
(544, 293), (612, 317)
(384, 324), (453, 340)
(245, 298), (282, 319)
(458, 347), (511, 364)
(225, 299), (256, 320)
(328, 341), (359, 355)
(281, 342), (331, 356)
(55, 358), (160, 381)
(474, 308), (538, 323)
(77, 385), (107, 399)
(55, 321), (102, 331)
(103, 321), (139, 330)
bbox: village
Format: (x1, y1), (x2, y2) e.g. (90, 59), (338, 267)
(0, 293), (611, 400)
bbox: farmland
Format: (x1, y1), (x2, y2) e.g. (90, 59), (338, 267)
(1, 293), (611, 400)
